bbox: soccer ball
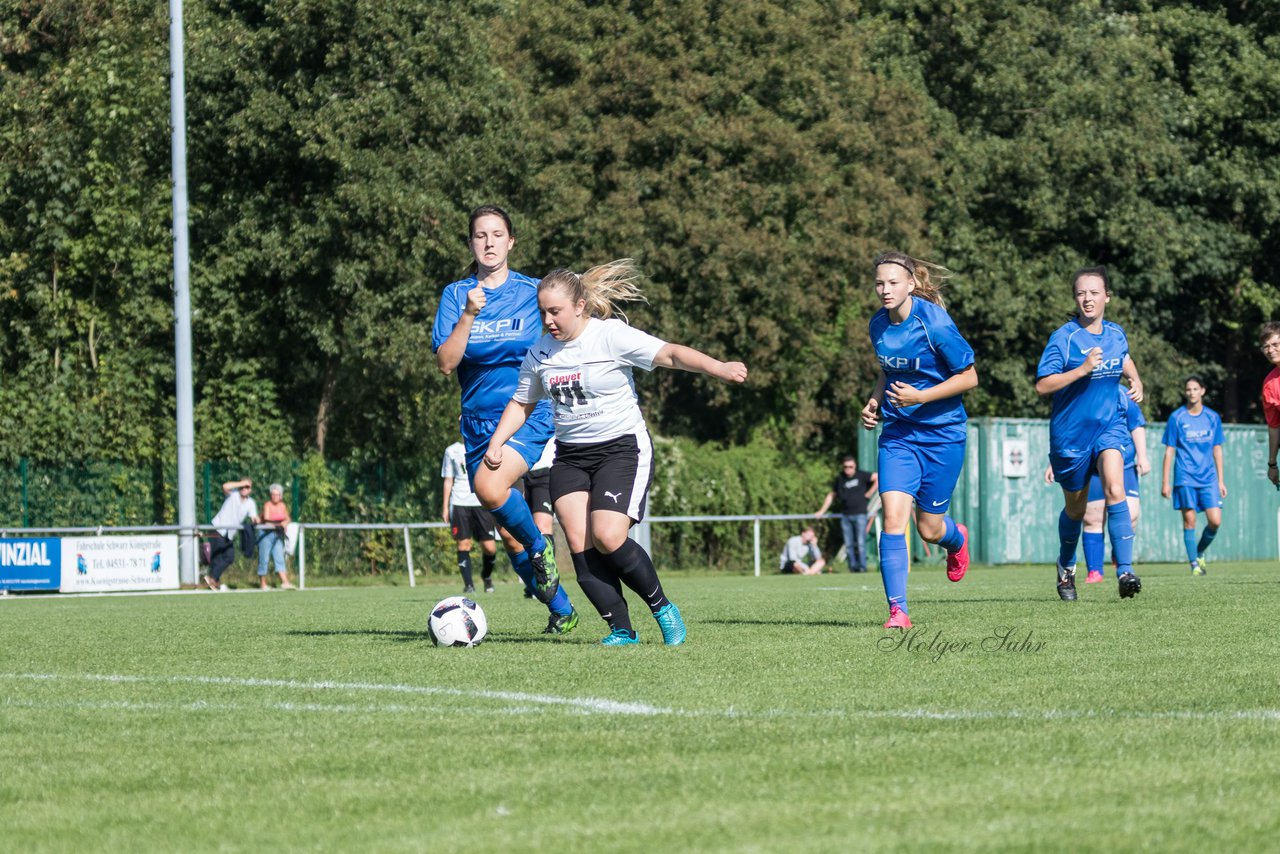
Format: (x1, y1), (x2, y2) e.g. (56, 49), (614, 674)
(427, 596), (488, 647)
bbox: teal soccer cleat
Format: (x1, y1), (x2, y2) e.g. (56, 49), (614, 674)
(601, 627), (639, 646)
(653, 602), (687, 646)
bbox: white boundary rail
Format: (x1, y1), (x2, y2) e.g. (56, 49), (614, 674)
(0, 514), (856, 592)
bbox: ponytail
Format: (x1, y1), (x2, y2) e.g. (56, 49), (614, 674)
(539, 259), (647, 321)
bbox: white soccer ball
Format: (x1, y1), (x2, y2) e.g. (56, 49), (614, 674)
(427, 596), (488, 647)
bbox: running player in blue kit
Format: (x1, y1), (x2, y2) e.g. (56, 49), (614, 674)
(432, 205), (579, 634)
(1160, 377), (1226, 575)
(861, 251), (977, 630)
(1036, 266), (1145, 601)
(1043, 386), (1148, 584)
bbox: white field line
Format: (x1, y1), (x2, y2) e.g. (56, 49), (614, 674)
(2, 672), (1279, 723)
(0, 672), (672, 717)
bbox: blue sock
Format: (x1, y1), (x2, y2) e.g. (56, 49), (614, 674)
(1196, 525), (1218, 557)
(1057, 511), (1082, 568)
(489, 490), (546, 554)
(1107, 502), (1134, 575)
(1082, 532), (1104, 574)
(1182, 528), (1198, 564)
(507, 548), (573, 616)
(878, 533), (908, 614)
(936, 516), (964, 553)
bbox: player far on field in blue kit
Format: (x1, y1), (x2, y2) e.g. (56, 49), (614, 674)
(431, 204), (580, 636)
(1035, 266), (1145, 602)
(860, 251), (977, 631)
(1043, 385), (1149, 584)
(1161, 376), (1226, 576)
(485, 260), (748, 646)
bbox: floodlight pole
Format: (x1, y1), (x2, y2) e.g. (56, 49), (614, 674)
(170, 0), (198, 585)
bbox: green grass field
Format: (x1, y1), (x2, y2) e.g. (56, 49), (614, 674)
(2, 562), (1278, 852)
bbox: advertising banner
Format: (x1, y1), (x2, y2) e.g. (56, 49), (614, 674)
(0, 537), (61, 591)
(59, 535), (179, 593)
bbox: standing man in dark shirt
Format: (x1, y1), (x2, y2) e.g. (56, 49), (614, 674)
(816, 456), (878, 572)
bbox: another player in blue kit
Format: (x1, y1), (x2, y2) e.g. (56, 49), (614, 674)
(432, 205), (579, 634)
(861, 251), (978, 630)
(1036, 266), (1145, 601)
(1043, 386), (1149, 584)
(1161, 377), (1226, 576)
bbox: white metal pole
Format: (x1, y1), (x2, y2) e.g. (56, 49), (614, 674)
(753, 517), (761, 577)
(298, 526), (306, 590)
(169, 0), (197, 586)
(404, 526), (416, 587)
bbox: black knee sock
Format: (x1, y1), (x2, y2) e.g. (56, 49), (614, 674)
(481, 551), (496, 582)
(600, 538), (669, 613)
(572, 550), (632, 631)
(456, 550), (473, 587)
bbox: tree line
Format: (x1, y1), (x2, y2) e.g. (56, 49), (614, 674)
(2, 0), (1278, 478)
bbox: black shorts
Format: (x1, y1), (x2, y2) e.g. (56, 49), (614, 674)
(550, 431), (654, 522)
(450, 505), (496, 542)
(523, 468), (553, 516)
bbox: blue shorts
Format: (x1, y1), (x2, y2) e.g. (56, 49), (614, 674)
(461, 401), (555, 492)
(1087, 466), (1140, 503)
(1172, 484), (1221, 512)
(1049, 420), (1131, 493)
(877, 434), (966, 514)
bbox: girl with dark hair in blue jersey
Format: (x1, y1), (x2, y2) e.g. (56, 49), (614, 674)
(861, 251), (978, 630)
(1036, 266), (1145, 602)
(432, 205), (579, 635)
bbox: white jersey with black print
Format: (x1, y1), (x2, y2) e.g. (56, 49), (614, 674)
(440, 442), (481, 508)
(514, 318), (666, 444)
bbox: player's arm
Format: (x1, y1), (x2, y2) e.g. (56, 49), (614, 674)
(1269, 426), (1280, 486)
(1214, 444), (1226, 497)
(1132, 426), (1150, 475)
(651, 343), (748, 383)
(441, 476), (453, 524)
(436, 286), (487, 375)
(483, 399), (539, 469)
(1036, 350), (1101, 395)
(887, 364), (978, 407)
(815, 492), (834, 518)
(861, 371), (887, 429)
(1161, 446), (1174, 498)
(1121, 355), (1144, 402)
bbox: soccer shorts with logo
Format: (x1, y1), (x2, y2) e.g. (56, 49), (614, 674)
(1172, 483), (1222, 512)
(523, 468), (553, 516)
(460, 402), (555, 490)
(550, 431), (654, 522)
(877, 434), (966, 514)
(450, 505), (498, 542)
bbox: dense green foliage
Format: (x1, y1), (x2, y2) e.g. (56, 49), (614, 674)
(3, 568), (1280, 849)
(3, 1), (1278, 482)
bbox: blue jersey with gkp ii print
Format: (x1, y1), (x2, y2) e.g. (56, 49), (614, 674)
(432, 271), (543, 419)
(1037, 319), (1129, 457)
(869, 297), (975, 444)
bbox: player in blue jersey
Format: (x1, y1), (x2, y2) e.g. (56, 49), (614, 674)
(860, 251), (978, 630)
(1043, 387), (1149, 583)
(431, 205), (579, 635)
(1036, 266), (1145, 601)
(1160, 377), (1226, 575)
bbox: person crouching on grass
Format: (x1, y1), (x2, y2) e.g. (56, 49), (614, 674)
(484, 260), (748, 646)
